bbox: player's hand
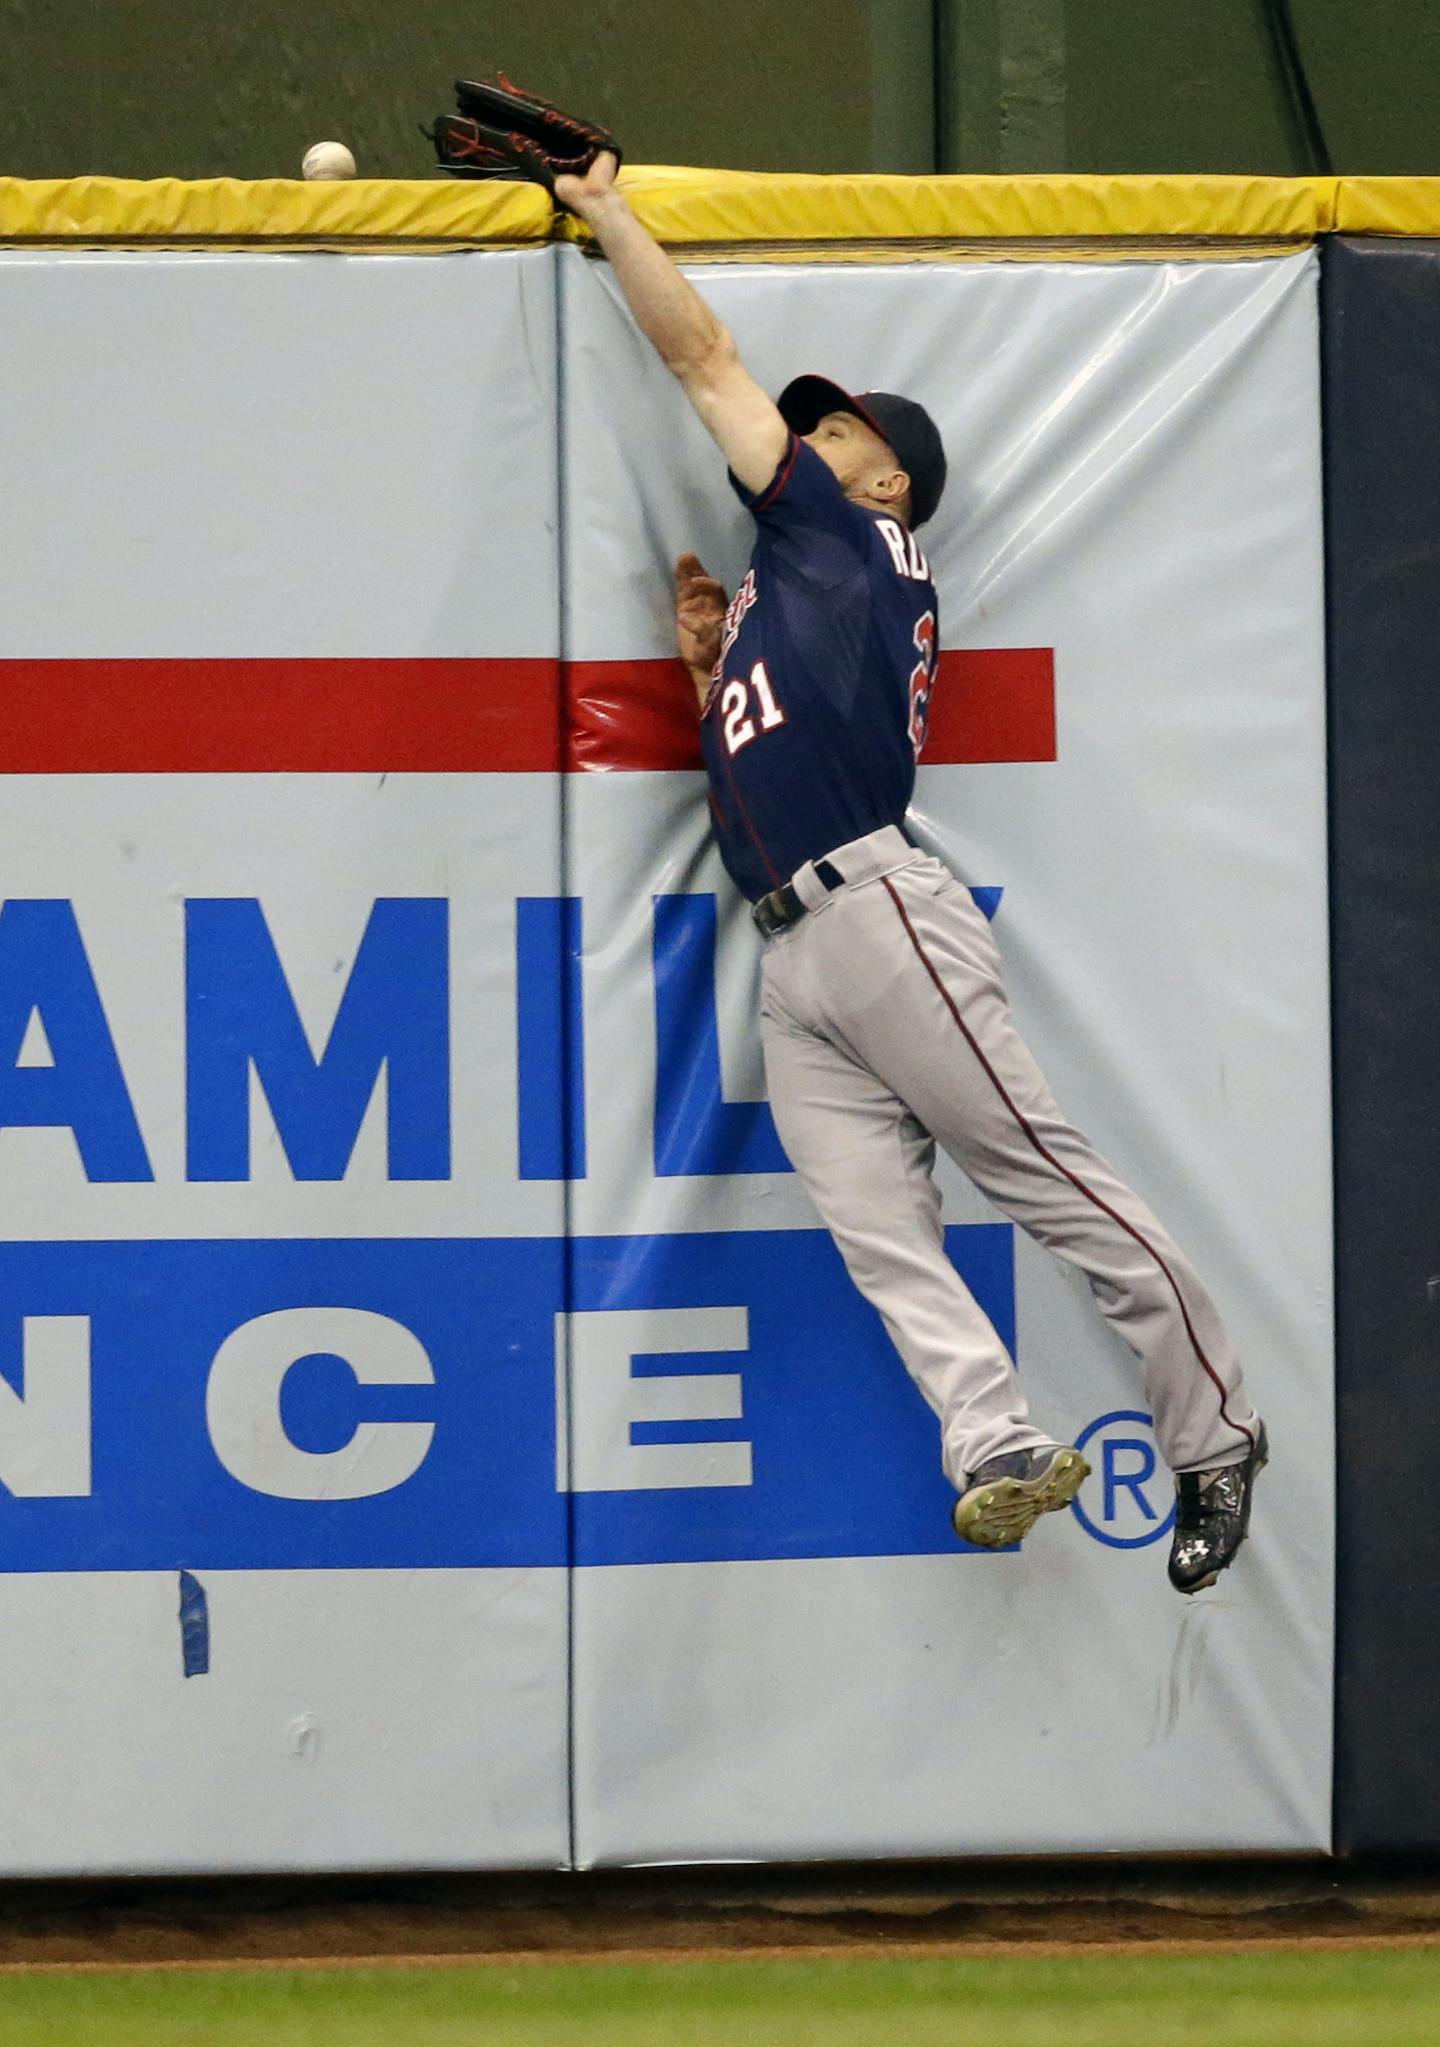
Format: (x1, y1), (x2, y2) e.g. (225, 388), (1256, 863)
(674, 552), (728, 674)
(553, 149), (621, 219)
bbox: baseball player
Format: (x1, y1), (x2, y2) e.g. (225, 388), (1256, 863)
(555, 150), (1267, 1594)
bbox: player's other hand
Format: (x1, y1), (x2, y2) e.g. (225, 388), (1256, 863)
(675, 551), (728, 674)
(553, 149), (621, 219)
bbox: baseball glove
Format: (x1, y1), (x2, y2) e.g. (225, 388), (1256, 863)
(425, 73), (621, 198)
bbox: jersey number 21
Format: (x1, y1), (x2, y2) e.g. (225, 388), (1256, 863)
(721, 661), (786, 755)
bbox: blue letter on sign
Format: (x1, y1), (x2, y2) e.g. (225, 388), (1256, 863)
(515, 897), (586, 1181)
(0, 900), (152, 1181)
(652, 895), (790, 1178)
(1103, 1436), (1159, 1522)
(186, 898), (450, 1182)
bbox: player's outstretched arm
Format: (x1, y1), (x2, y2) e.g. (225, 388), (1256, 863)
(556, 155), (788, 494)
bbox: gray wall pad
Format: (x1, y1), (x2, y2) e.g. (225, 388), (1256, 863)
(1324, 235), (1440, 1856)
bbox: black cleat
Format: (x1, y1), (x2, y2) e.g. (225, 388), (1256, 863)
(1168, 1422), (1269, 1594)
(953, 1444), (1090, 1549)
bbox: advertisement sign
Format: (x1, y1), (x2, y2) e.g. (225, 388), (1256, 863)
(0, 242), (1332, 1871)
(0, 248), (570, 1872)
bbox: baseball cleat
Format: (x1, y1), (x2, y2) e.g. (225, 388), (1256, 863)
(952, 1445), (1090, 1549)
(1167, 1422), (1269, 1594)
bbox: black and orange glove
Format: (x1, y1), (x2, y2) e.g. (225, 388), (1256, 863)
(425, 73), (621, 203)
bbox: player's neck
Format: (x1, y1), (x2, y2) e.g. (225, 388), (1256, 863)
(848, 488), (908, 524)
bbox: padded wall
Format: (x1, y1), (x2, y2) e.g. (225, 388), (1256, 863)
(561, 248), (1333, 1863)
(0, 233), (1335, 1873)
(0, 248), (570, 1873)
(1324, 236), (1440, 1857)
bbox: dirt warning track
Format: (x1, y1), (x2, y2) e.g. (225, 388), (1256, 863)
(3, 1931), (1440, 1978)
(1, 1863), (1439, 1975)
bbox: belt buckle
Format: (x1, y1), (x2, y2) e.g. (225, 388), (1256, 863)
(752, 873), (833, 940)
(752, 891), (785, 940)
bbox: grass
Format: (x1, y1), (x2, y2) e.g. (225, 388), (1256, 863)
(0, 1948), (1437, 2046)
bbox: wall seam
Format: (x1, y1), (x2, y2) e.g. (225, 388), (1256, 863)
(553, 240), (580, 1876)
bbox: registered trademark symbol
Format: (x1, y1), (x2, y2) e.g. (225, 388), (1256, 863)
(1071, 1408), (1175, 1549)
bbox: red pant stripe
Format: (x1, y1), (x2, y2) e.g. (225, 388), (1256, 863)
(881, 876), (1255, 1459)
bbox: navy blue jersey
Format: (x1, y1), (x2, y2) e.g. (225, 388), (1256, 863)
(699, 434), (939, 903)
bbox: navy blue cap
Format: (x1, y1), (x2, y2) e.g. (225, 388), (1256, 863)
(776, 374), (947, 528)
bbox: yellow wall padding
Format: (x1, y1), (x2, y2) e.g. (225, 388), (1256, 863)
(1333, 179), (1440, 237)
(24, 170), (1437, 253)
(584, 169), (1336, 245)
(0, 176), (552, 246)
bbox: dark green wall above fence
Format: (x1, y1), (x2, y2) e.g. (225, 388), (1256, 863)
(3, 0), (1436, 182)
(2, 2), (918, 182)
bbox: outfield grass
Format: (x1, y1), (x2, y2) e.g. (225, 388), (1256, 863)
(0, 1948), (1436, 2046)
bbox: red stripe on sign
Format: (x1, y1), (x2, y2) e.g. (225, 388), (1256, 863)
(0, 650), (1055, 772)
(566, 650), (1057, 771)
(0, 658), (562, 774)
(926, 648), (1056, 764)
(565, 659), (704, 771)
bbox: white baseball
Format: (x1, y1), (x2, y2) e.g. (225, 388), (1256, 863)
(302, 141), (357, 181)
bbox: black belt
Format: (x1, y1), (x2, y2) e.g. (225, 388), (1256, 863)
(751, 858), (844, 940)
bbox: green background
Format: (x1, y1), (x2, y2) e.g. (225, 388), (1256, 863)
(4, 2), (1435, 183)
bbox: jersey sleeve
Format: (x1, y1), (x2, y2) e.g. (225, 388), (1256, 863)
(729, 435), (875, 583)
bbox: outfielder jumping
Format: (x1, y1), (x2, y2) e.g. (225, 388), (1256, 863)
(555, 150), (1267, 1595)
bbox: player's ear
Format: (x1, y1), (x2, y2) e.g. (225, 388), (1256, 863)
(877, 465), (911, 508)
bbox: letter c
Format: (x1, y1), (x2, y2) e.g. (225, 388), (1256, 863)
(205, 1307), (435, 1501)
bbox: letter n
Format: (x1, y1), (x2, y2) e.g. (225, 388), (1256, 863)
(185, 898), (450, 1181)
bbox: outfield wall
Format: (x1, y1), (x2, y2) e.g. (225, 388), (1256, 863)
(1323, 234), (1440, 1859)
(0, 172), (1429, 1872)
(561, 246), (1330, 1864)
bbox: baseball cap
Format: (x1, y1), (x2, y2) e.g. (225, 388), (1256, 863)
(777, 374), (947, 528)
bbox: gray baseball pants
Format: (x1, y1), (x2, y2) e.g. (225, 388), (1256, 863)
(757, 824), (1261, 1489)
